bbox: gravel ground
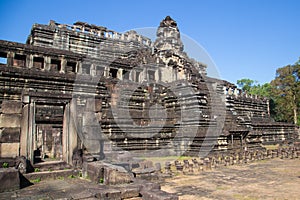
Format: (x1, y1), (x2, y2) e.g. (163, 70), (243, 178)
(161, 158), (300, 200)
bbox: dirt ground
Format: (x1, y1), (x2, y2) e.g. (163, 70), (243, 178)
(161, 158), (300, 200)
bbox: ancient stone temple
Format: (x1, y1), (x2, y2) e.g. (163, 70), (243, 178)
(0, 16), (298, 165)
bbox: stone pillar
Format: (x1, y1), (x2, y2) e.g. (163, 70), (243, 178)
(20, 99), (35, 163)
(104, 66), (109, 77)
(44, 56), (51, 70)
(77, 62), (81, 74)
(90, 63), (96, 76)
(6, 51), (14, 66)
(60, 57), (67, 73)
(26, 54), (33, 68)
(63, 101), (78, 164)
(117, 68), (123, 80)
(20, 95), (30, 157)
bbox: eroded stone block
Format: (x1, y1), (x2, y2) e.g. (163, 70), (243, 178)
(0, 143), (19, 157)
(0, 101), (22, 114)
(0, 128), (21, 143)
(87, 161), (133, 185)
(0, 168), (20, 192)
(0, 114), (21, 128)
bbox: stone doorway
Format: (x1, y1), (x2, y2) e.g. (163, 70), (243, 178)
(35, 124), (63, 162)
(34, 104), (64, 163)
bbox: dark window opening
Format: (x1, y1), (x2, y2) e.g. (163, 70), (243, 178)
(13, 54), (26, 67)
(135, 71), (140, 82)
(0, 52), (7, 65)
(82, 64), (90, 75)
(66, 61), (76, 73)
(148, 70), (155, 81)
(123, 70), (129, 80)
(50, 59), (61, 71)
(33, 57), (44, 69)
(109, 68), (118, 78)
(96, 66), (104, 76)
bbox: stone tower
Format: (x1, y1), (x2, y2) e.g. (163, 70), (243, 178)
(154, 16), (184, 53)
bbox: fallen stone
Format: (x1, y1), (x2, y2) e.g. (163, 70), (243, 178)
(0, 168), (20, 192)
(87, 161), (133, 185)
(140, 189), (178, 200)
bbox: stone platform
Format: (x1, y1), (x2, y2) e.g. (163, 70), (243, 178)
(0, 178), (177, 200)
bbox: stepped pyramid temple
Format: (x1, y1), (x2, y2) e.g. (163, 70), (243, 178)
(0, 16), (298, 166)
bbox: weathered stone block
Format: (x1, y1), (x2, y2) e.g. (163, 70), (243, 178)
(141, 189), (178, 200)
(104, 163), (133, 185)
(0, 114), (21, 128)
(85, 98), (96, 112)
(71, 190), (94, 199)
(0, 143), (19, 157)
(87, 161), (133, 185)
(0, 101), (22, 114)
(82, 112), (98, 126)
(82, 127), (102, 139)
(0, 168), (20, 192)
(95, 189), (121, 200)
(94, 99), (102, 112)
(0, 128), (21, 143)
(119, 186), (140, 199)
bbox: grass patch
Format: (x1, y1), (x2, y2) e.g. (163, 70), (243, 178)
(34, 168), (40, 172)
(57, 176), (64, 180)
(2, 162), (9, 168)
(30, 177), (41, 183)
(68, 174), (76, 179)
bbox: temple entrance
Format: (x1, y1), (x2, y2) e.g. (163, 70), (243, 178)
(20, 98), (79, 165)
(34, 104), (64, 163)
(35, 124), (63, 162)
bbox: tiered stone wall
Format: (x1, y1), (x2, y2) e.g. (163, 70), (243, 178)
(0, 17), (298, 164)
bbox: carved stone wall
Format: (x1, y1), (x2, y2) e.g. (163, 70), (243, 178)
(0, 16), (298, 164)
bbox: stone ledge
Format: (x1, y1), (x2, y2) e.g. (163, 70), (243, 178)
(23, 169), (77, 181)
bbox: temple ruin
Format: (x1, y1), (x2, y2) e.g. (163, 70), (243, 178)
(0, 16), (298, 166)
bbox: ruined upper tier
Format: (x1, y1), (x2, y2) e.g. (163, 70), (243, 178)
(26, 16), (206, 76)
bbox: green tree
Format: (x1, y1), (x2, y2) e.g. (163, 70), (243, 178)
(270, 61), (300, 125)
(236, 79), (272, 97)
(237, 78), (257, 93)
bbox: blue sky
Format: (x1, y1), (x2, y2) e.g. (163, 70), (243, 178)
(0, 0), (299, 84)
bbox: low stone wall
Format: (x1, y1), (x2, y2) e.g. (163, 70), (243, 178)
(163, 147), (300, 175)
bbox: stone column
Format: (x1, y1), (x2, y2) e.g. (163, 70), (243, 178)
(63, 101), (78, 164)
(20, 99), (35, 163)
(6, 51), (14, 66)
(60, 57), (67, 73)
(44, 56), (51, 71)
(117, 68), (123, 80)
(20, 95), (30, 157)
(77, 62), (81, 74)
(26, 54), (33, 68)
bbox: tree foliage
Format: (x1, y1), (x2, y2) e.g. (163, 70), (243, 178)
(270, 61), (300, 125)
(236, 78), (272, 97)
(237, 59), (300, 125)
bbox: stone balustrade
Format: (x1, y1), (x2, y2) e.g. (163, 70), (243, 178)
(223, 86), (268, 102)
(162, 147), (300, 175)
